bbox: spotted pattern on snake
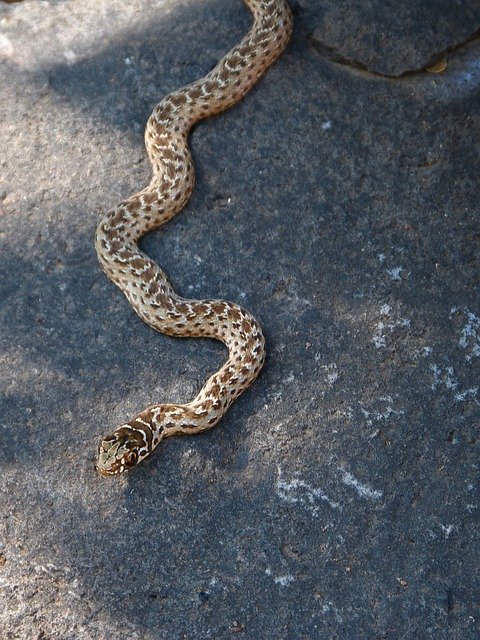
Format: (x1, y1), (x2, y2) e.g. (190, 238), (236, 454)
(95, 0), (293, 476)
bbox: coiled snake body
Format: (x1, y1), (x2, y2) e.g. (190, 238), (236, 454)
(95, 0), (292, 476)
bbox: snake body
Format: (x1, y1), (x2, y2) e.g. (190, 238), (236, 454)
(95, 0), (292, 476)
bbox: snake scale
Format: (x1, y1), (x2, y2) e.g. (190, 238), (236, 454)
(95, 0), (292, 476)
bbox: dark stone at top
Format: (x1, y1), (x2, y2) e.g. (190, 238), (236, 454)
(297, 0), (480, 75)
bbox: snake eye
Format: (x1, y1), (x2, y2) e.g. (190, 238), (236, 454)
(126, 451), (138, 465)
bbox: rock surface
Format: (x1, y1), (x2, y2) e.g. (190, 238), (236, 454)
(0, 0), (479, 638)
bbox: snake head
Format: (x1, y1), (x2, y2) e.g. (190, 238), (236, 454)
(96, 425), (149, 476)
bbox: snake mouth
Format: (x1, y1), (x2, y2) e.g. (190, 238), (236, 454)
(95, 451), (121, 477)
(95, 458), (119, 477)
(96, 464), (117, 477)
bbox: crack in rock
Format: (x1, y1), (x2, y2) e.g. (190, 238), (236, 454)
(307, 27), (480, 79)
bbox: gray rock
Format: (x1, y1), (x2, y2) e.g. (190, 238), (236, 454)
(0, 0), (478, 638)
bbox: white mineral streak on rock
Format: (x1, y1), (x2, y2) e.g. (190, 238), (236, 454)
(430, 364), (458, 391)
(276, 467), (341, 514)
(454, 387), (478, 403)
(273, 574), (295, 586)
(320, 601), (343, 623)
(386, 266), (404, 280)
(320, 363), (339, 386)
(458, 309), (480, 360)
(359, 396), (404, 426)
(372, 304), (410, 348)
(340, 470), (383, 500)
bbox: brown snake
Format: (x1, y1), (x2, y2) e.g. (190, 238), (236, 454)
(95, 0), (292, 476)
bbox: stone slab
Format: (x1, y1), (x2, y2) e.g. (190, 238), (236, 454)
(0, 1), (479, 638)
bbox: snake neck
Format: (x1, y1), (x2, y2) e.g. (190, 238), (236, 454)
(137, 335), (265, 440)
(126, 312), (265, 443)
(129, 295), (266, 420)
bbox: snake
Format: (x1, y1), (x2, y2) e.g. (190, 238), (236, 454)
(95, 0), (293, 476)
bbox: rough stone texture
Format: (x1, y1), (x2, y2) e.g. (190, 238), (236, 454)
(0, 0), (479, 639)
